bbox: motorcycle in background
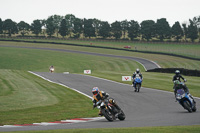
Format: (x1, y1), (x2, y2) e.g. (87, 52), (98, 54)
(49, 66), (54, 73)
(133, 77), (142, 92)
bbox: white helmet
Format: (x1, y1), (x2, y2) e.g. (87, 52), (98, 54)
(175, 70), (180, 75)
(136, 68), (140, 74)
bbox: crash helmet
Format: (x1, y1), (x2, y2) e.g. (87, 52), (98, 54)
(92, 87), (99, 96)
(136, 68), (140, 74)
(175, 70), (180, 75)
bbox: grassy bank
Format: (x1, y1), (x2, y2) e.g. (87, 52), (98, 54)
(1, 38), (200, 59)
(0, 41), (200, 70)
(0, 70), (98, 125)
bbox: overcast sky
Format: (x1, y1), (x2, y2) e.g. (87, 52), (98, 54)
(1, 0), (199, 26)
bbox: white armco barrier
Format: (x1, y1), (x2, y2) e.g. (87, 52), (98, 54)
(122, 76), (131, 81)
(84, 70), (91, 74)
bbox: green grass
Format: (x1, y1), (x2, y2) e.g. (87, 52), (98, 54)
(1, 38), (200, 58)
(1, 41), (200, 70)
(0, 70), (58, 111)
(3, 125), (200, 133)
(0, 70), (98, 125)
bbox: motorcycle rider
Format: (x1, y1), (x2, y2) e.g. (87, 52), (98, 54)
(173, 70), (195, 103)
(92, 87), (120, 116)
(132, 68), (143, 87)
(49, 65), (54, 72)
(172, 70), (188, 94)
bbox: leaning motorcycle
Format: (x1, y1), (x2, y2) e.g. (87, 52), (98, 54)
(176, 88), (196, 113)
(96, 99), (125, 122)
(133, 77), (142, 92)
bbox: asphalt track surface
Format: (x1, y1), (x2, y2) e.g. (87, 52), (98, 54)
(1, 72), (200, 132)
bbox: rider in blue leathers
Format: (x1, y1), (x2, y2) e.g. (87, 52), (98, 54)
(132, 68), (143, 87)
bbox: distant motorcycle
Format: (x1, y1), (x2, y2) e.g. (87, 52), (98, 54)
(133, 77), (142, 92)
(96, 99), (125, 122)
(49, 67), (54, 73)
(176, 88), (196, 113)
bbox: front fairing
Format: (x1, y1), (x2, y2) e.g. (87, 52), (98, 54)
(134, 78), (142, 84)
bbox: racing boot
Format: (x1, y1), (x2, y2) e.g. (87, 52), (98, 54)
(98, 110), (103, 116)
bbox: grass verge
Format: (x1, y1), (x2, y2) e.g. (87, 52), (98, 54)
(3, 125), (200, 133)
(0, 70), (98, 125)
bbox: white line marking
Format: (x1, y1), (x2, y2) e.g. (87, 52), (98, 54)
(28, 71), (92, 99)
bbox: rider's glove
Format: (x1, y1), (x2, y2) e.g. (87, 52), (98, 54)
(93, 104), (96, 109)
(184, 79), (187, 82)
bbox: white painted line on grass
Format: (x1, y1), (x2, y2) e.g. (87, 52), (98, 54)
(28, 71), (92, 99)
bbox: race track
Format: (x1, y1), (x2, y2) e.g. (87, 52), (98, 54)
(0, 45), (199, 132)
(1, 72), (200, 132)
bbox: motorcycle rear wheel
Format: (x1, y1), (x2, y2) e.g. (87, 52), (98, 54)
(118, 110), (126, 121)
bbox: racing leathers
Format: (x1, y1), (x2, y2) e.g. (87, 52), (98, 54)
(92, 91), (120, 116)
(172, 74), (189, 94)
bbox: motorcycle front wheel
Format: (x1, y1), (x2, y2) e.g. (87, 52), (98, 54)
(183, 100), (192, 113)
(136, 84), (141, 92)
(102, 109), (114, 122)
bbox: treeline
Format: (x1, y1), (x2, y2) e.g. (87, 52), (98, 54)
(0, 14), (200, 42)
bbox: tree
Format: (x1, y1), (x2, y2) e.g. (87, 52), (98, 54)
(121, 20), (129, 39)
(46, 16), (56, 37)
(127, 20), (140, 41)
(140, 20), (155, 41)
(0, 18), (3, 34)
(83, 19), (96, 38)
(111, 21), (122, 39)
(2, 19), (18, 36)
(65, 14), (76, 37)
(192, 16), (200, 42)
(98, 21), (111, 38)
(0, 19), (3, 34)
(155, 18), (171, 41)
(31, 19), (42, 36)
(182, 23), (188, 42)
(73, 18), (83, 38)
(171, 21), (183, 42)
(40, 19), (47, 36)
(59, 19), (68, 38)
(51, 15), (63, 37)
(17, 21), (30, 36)
(187, 19), (198, 42)
(92, 18), (101, 36)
